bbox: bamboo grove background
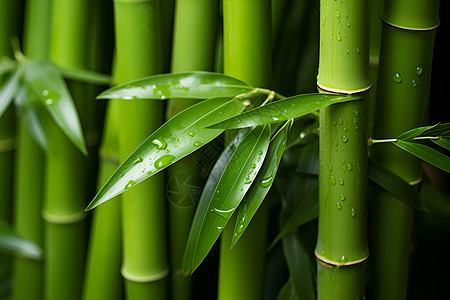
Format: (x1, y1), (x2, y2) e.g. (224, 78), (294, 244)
(0, 0), (449, 299)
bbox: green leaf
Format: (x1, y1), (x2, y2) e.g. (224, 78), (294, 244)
(207, 93), (360, 129)
(97, 71), (253, 100)
(394, 140), (450, 173)
(60, 67), (111, 85)
(432, 137), (450, 151)
(282, 233), (316, 300)
(182, 125), (271, 274)
(22, 61), (87, 155)
(15, 85), (51, 151)
(0, 220), (42, 261)
(87, 96), (248, 210)
(231, 121), (290, 246)
(396, 124), (438, 141)
(182, 129), (248, 275)
(368, 158), (422, 209)
(0, 71), (20, 117)
(277, 280), (299, 300)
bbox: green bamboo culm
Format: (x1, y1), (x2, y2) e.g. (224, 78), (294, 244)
(315, 0), (371, 299)
(44, 0), (91, 299)
(0, 0), (21, 290)
(369, 1), (440, 299)
(219, 1), (271, 299)
(167, 1), (218, 300)
(113, 0), (169, 298)
(12, 0), (52, 299)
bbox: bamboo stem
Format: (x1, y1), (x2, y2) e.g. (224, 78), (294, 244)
(113, 0), (169, 298)
(168, 1), (218, 299)
(369, 1), (439, 299)
(316, 0), (370, 298)
(219, 1), (271, 299)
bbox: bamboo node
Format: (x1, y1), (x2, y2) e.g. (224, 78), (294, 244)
(314, 250), (369, 268)
(408, 176), (422, 186)
(42, 210), (88, 224)
(121, 266), (170, 283)
(381, 15), (440, 32)
(317, 82), (372, 95)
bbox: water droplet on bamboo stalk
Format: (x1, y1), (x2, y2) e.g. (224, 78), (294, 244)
(259, 175), (273, 188)
(331, 175), (336, 185)
(188, 131), (195, 137)
(339, 178), (344, 185)
(336, 202), (342, 210)
(415, 66), (423, 76)
(41, 89), (60, 105)
(124, 180), (136, 190)
(393, 72), (402, 83)
(211, 207), (236, 219)
(356, 48), (360, 53)
(329, 164), (333, 171)
(337, 35), (341, 41)
(339, 255), (347, 264)
(154, 154), (175, 170)
(351, 208), (356, 217)
(152, 138), (167, 150)
(338, 118), (343, 125)
(342, 136), (348, 143)
(194, 141), (203, 147)
(411, 80), (418, 88)
(347, 163), (352, 170)
(340, 194), (346, 201)
(132, 156), (143, 165)
(346, 49), (350, 54)
(346, 21), (351, 27)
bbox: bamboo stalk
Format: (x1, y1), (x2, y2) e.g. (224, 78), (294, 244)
(12, 0), (51, 299)
(315, 0), (371, 298)
(113, 0), (168, 298)
(44, 1), (92, 299)
(219, 1), (271, 299)
(168, 1), (218, 299)
(0, 0), (21, 288)
(369, 1), (440, 299)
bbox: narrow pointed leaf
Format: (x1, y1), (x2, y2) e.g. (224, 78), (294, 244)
(231, 121), (290, 246)
(60, 67), (111, 85)
(182, 129), (248, 274)
(0, 220), (42, 261)
(394, 140), (450, 173)
(97, 71), (253, 100)
(15, 85), (51, 151)
(22, 61), (87, 155)
(184, 125), (271, 273)
(87, 97), (247, 210)
(432, 137), (450, 151)
(368, 158), (422, 209)
(207, 93), (361, 129)
(397, 123), (439, 141)
(0, 71), (20, 117)
(422, 123), (450, 137)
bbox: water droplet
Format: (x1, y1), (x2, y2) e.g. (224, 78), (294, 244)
(146, 171), (152, 175)
(132, 156), (143, 165)
(415, 66), (423, 76)
(346, 21), (351, 27)
(188, 131), (195, 137)
(217, 226), (223, 231)
(331, 175), (336, 185)
(328, 164), (333, 171)
(194, 141), (203, 147)
(356, 48), (360, 53)
(343, 127), (347, 132)
(336, 202), (342, 210)
(259, 175), (273, 188)
(339, 255), (347, 263)
(250, 164), (256, 169)
(351, 208), (356, 217)
(340, 194), (346, 201)
(346, 49), (350, 54)
(339, 178), (344, 185)
(337, 35), (341, 41)
(338, 118), (343, 125)
(411, 80), (418, 88)
(336, 12), (340, 18)
(347, 163), (352, 170)
(211, 207), (236, 219)
(259, 151), (263, 155)
(393, 72), (402, 83)
(342, 136), (348, 143)
(152, 138), (167, 150)
(124, 180), (136, 190)
(41, 89), (60, 105)
(154, 154), (175, 170)
(236, 224), (245, 233)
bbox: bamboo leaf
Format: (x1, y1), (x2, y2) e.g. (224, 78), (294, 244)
(396, 124), (438, 141)
(207, 93), (360, 129)
(182, 129), (248, 275)
(368, 158), (422, 209)
(418, 123), (450, 137)
(231, 121), (290, 247)
(87, 96), (248, 210)
(0, 71), (20, 117)
(394, 140), (450, 173)
(0, 219), (42, 261)
(15, 85), (51, 151)
(97, 71), (253, 100)
(277, 280), (299, 300)
(182, 125), (271, 274)
(22, 61), (87, 155)
(282, 233), (316, 300)
(60, 67), (111, 85)
(432, 137), (450, 151)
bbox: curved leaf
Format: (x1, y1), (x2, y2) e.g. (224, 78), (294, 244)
(60, 67), (111, 85)
(87, 96), (247, 210)
(22, 61), (87, 155)
(394, 140), (450, 173)
(0, 220), (42, 261)
(207, 93), (360, 129)
(231, 121), (290, 247)
(182, 125), (271, 274)
(277, 280), (299, 300)
(0, 71), (20, 117)
(182, 129), (248, 274)
(432, 137), (450, 151)
(97, 71), (253, 100)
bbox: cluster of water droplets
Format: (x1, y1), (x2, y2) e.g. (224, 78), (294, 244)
(392, 65), (423, 88)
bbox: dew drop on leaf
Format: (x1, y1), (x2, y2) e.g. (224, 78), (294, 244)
(154, 154), (175, 170)
(124, 180), (136, 190)
(152, 138), (167, 150)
